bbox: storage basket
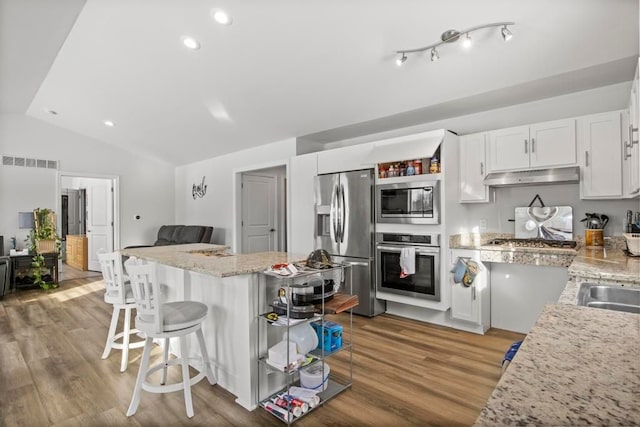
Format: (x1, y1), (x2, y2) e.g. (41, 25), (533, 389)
(624, 233), (640, 255)
(36, 239), (56, 254)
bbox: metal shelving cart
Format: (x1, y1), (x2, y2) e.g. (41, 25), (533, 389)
(257, 263), (355, 424)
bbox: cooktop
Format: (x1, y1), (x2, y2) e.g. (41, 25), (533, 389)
(486, 238), (577, 249)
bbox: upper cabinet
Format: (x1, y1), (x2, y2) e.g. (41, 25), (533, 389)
(623, 59), (640, 198)
(316, 143), (374, 175)
(487, 119), (577, 173)
(459, 133), (488, 203)
(579, 111), (623, 199)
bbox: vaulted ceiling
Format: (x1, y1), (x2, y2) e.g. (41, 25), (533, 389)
(1, 0), (638, 165)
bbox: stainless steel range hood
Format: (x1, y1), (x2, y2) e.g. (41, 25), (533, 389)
(483, 166), (580, 187)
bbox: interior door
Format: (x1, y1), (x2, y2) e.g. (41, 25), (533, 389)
(241, 174), (276, 253)
(87, 180), (114, 271)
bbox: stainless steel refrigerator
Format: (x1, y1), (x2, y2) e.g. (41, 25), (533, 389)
(314, 169), (386, 317)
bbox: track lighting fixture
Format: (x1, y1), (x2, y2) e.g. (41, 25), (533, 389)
(430, 48), (439, 62)
(501, 25), (513, 41)
(394, 21), (514, 65)
(462, 33), (472, 48)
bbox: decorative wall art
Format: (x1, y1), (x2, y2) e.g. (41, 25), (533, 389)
(192, 176), (207, 199)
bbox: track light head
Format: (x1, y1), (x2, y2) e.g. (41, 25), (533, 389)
(501, 25), (512, 41)
(462, 33), (472, 48)
(430, 48), (439, 62)
(395, 53), (407, 67)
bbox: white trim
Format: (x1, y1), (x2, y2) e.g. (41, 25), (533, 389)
(232, 159), (289, 253)
(56, 170), (120, 253)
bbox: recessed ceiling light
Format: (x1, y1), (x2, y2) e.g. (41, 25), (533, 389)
(181, 35), (200, 50)
(45, 108), (58, 115)
(211, 9), (232, 25)
(103, 120), (115, 127)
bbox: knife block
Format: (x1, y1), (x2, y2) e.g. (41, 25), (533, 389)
(584, 229), (604, 247)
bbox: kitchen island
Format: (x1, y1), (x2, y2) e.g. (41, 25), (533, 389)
(474, 241), (640, 425)
(121, 244), (307, 410)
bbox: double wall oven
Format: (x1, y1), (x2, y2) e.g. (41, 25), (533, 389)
(375, 232), (441, 302)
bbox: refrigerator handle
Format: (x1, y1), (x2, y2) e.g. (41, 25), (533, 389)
(330, 182), (339, 243)
(340, 183), (346, 243)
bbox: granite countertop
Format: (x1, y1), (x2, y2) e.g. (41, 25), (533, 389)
(449, 233), (577, 267)
(121, 243), (307, 278)
(475, 303), (640, 426)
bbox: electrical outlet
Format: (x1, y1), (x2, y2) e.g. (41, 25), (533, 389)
(479, 219), (487, 230)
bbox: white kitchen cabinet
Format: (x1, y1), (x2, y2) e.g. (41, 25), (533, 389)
(459, 133), (489, 203)
(579, 111), (623, 199)
(487, 125), (530, 171)
(316, 143), (374, 175)
(623, 60), (640, 198)
(450, 249), (490, 333)
(289, 152), (317, 255)
(487, 119), (576, 172)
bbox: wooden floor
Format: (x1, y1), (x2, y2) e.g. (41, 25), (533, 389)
(0, 277), (524, 426)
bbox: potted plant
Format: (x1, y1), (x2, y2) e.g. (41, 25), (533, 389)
(26, 208), (61, 290)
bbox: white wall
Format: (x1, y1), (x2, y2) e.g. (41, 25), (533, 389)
(453, 183), (639, 238)
(322, 82), (631, 150)
(174, 138), (296, 250)
(0, 113), (175, 253)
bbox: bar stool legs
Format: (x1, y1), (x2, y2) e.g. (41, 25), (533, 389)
(126, 327), (216, 418)
(101, 304), (145, 372)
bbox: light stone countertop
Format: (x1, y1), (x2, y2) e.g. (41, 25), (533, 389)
(475, 303), (640, 426)
(449, 233), (577, 267)
(121, 243), (307, 278)
(462, 234), (640, 425)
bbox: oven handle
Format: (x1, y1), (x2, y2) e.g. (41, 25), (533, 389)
(376, 245), (440, 254)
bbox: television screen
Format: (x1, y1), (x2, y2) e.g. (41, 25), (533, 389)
(18, 212), (35, 229)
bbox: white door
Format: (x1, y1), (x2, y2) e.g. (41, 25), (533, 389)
(87, 179), (114, 270)
(241, 174), (276, 253)
(487, 125), (530, 172)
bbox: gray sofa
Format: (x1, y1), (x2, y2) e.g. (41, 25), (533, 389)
(127, 225), (213, 249)
(154, 225), (213, 245)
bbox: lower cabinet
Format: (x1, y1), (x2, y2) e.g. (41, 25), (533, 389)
(450, 249), (490, 333)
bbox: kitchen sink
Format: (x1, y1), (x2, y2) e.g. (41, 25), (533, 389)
(577, 283), (640, 314)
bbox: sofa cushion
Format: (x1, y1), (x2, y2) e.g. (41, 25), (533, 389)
(155, 225), (183, 245)
(176, 226), (205, 244)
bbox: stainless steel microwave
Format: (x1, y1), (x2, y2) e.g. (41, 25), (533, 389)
(376, 180), (440, 224)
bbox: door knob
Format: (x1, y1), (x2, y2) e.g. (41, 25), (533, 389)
(270, 228), (276, 232)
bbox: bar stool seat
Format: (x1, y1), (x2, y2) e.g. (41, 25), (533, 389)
(124, 257), (215, 418)
(98, 251), (145, 372)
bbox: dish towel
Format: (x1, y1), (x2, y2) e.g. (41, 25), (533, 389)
(399, 247), (416, 278)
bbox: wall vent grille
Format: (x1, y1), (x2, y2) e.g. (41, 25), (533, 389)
(1, 155), (59, 170)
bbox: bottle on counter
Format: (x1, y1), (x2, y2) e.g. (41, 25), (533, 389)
(388, 164), (396, 177)
(379, 165), (387, 179)
(399, 162), (407, 176)
(413, 159), (422, 175)
(429, 156), (439, 174)
(407, 161), (415, 176)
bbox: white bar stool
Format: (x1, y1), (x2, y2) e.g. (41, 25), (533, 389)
(124, 257), (216, 418)
(98, 251), (145, 372)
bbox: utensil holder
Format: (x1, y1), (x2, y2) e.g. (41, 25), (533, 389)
(585, 229), (604, 247)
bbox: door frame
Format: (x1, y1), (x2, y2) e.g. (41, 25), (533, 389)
(56, 171), (120, 255)
(233, 160), (289, 254)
